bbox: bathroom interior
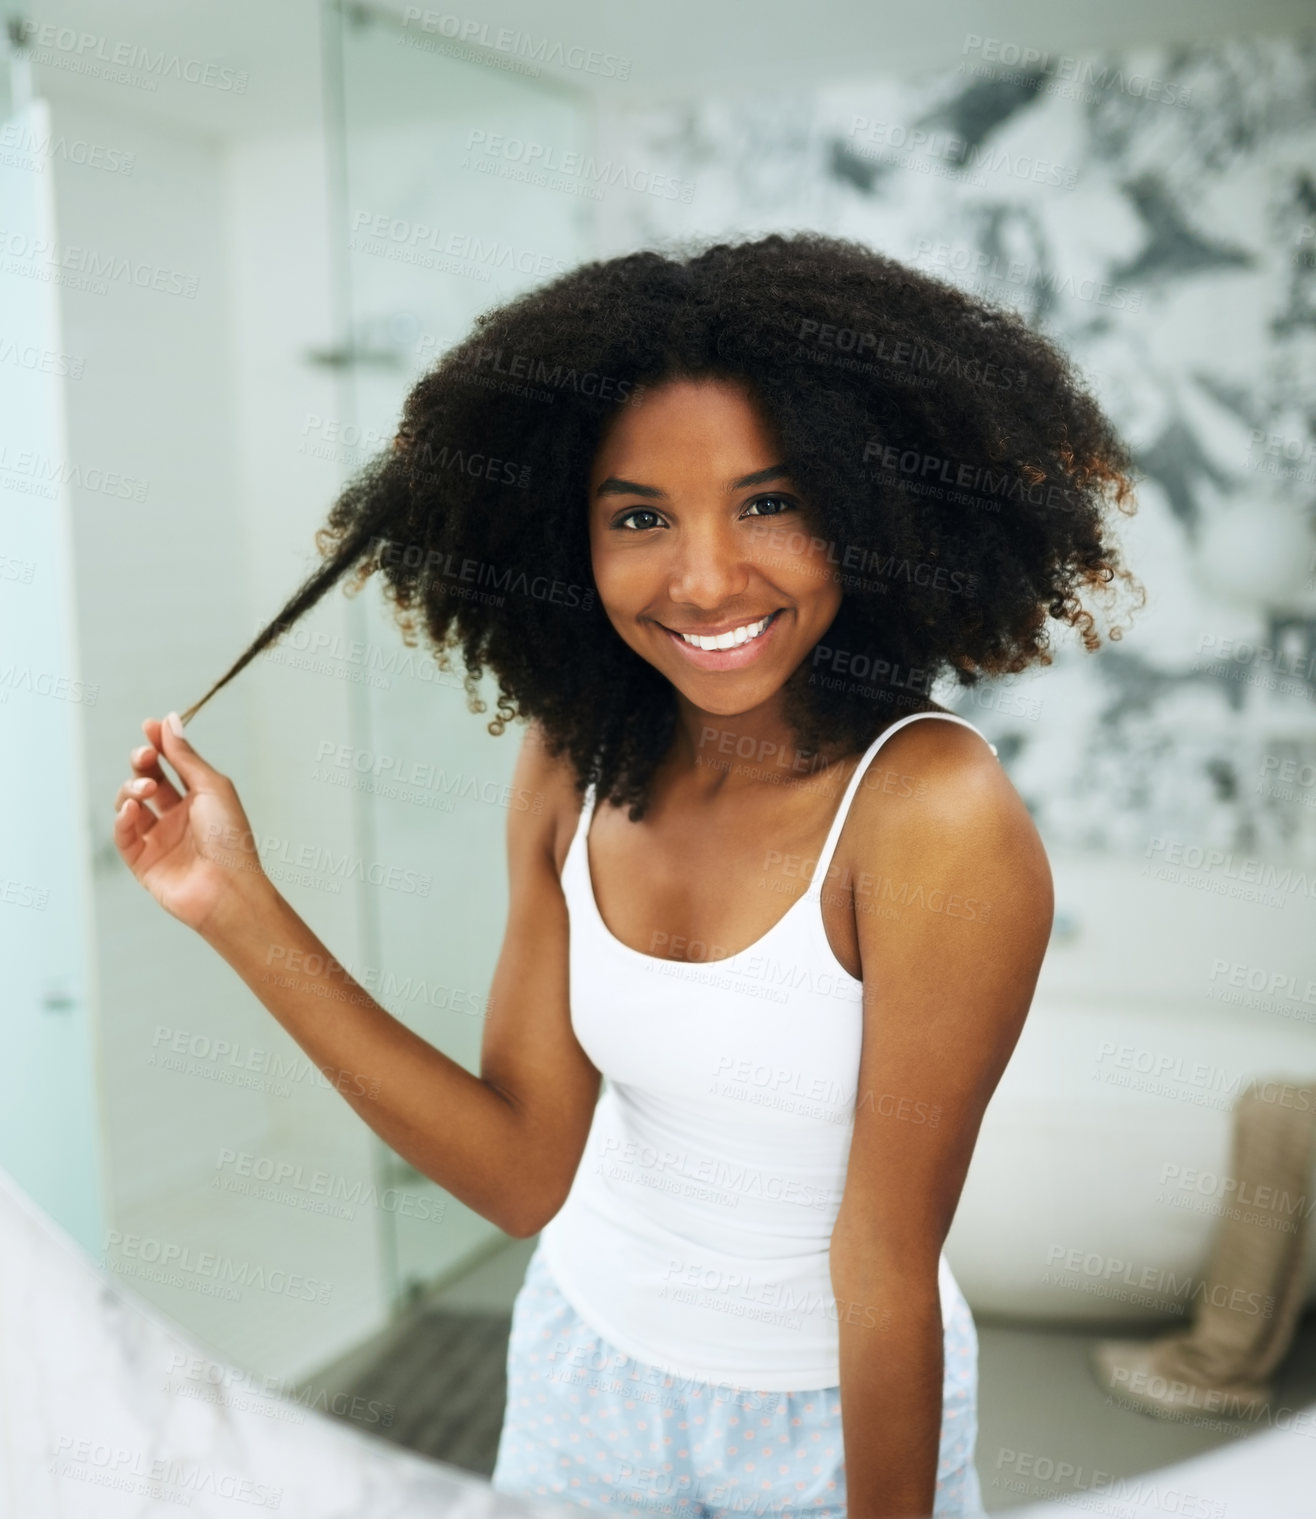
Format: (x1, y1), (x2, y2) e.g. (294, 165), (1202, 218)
(3, 0), (1316, 1513)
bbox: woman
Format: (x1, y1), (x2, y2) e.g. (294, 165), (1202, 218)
(113, 233), (1140, 1518)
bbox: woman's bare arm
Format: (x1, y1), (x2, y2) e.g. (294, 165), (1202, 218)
(114, 714), (599, 1239)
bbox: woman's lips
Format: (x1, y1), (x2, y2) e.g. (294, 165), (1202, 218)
(657, 609), (786, 671)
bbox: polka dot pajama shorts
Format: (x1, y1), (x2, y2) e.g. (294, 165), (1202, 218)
(490, 1244), (986, 1519)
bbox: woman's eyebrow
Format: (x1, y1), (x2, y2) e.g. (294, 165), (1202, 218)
(594, 464), (792, 499)
(595, 475), (666, 500)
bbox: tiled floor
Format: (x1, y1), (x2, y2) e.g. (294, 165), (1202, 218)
(300, 1236), (1316, 1512)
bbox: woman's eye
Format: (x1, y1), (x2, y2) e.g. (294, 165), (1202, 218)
(743, 494), (798, 518)
(611, 495), (798, 530)
(614, 508), (664, 531)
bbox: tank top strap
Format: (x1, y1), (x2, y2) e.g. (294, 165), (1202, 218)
(802, 710), (998, 903)
(568, 778), (599, 865)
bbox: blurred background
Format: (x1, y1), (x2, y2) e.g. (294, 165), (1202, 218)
(2, 0), (1315, 1509)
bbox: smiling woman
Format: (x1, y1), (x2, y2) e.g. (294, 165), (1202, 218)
(587, 378), (846, 713)
(112, 231), (1142, 1519)
(168, 231), (1141, 817)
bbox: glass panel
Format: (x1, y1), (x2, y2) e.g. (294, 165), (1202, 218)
(325, 0), (591, 1310)
(0, 90), (104, 1252)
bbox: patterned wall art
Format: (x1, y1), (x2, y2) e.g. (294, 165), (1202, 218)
(594, 35), (1316, 859)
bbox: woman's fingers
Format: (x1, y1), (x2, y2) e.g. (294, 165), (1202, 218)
(155, 711), (220, 791)
(130, 742), (183, 809)
(141, 716), (185, 794)
(117, 707), (186, 820)
(116, 712), (221, 875)
(119, 715), (231, 866)
(114, 797), (154, 861)
(114, 774), (159, 815)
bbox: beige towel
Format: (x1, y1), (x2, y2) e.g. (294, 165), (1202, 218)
(1090, 1074), (1316, 1420)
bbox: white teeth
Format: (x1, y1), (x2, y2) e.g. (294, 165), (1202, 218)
(678, 613), (773, 651)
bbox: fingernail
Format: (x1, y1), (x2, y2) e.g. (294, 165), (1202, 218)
(165, 712), (184, 737)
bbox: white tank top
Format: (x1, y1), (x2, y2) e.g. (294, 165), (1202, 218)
(538, 709), (999, 1390)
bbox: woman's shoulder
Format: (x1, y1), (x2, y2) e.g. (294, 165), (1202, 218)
(513, 719), (590, 880)
(861, 700), (991, 761)
(850, 703), (1010, 821)
(843, 703), (1045, 881)
(863, 704), (996, 777)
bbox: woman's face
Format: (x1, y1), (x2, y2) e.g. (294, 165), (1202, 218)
(587, 376), (844, 719)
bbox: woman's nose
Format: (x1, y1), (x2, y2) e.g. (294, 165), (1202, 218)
(665, 521), (750, 606)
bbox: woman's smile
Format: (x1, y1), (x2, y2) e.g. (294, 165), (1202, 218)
(655, 607), (788, 670)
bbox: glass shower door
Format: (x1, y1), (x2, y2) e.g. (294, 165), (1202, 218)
(324, 0), (592, 1309)
(0, 82), (104, 1254)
